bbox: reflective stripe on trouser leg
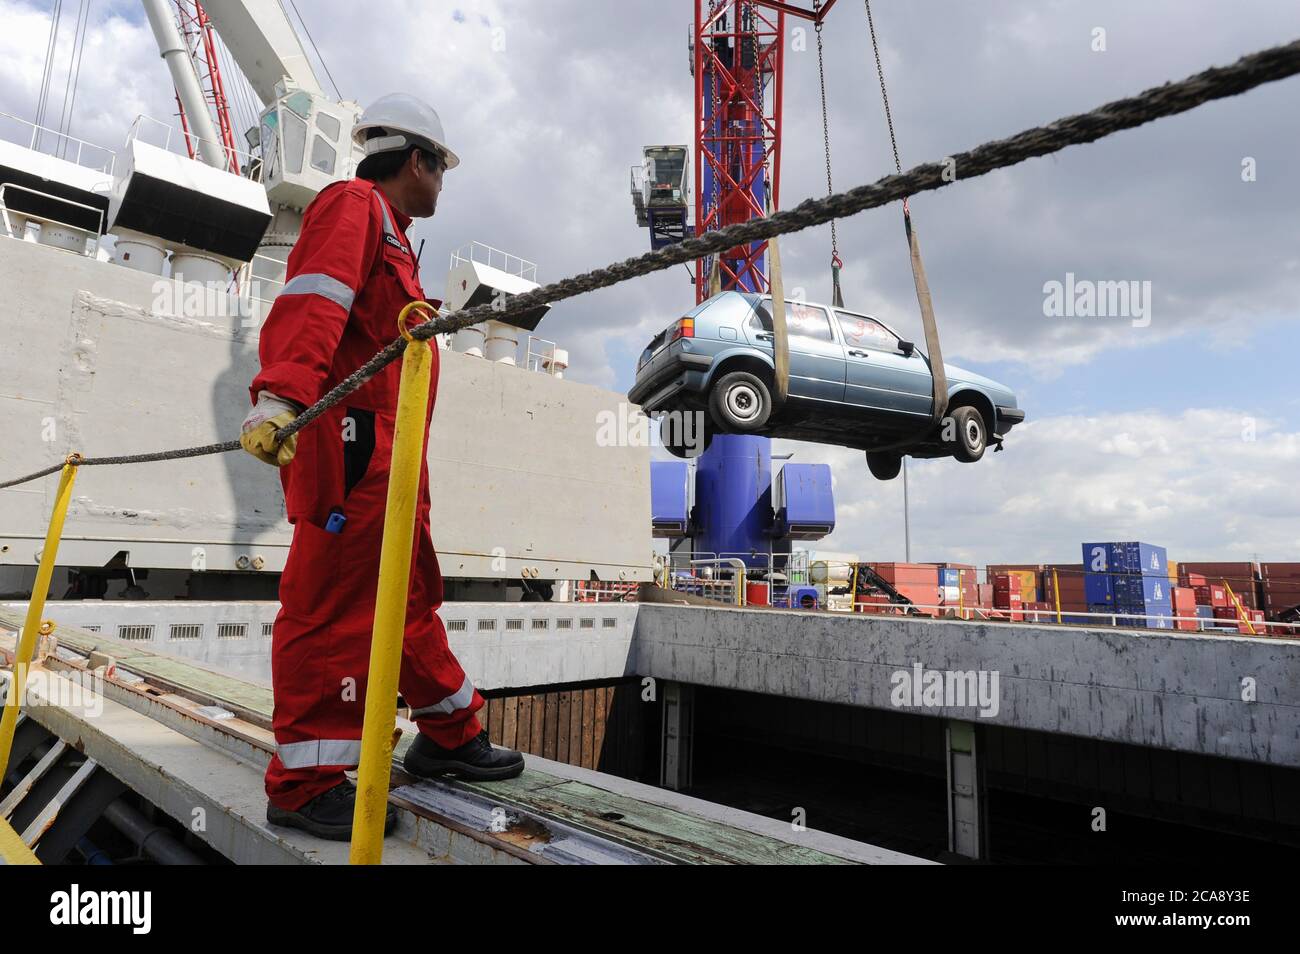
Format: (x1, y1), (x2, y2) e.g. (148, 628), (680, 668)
(277, 738), (363, 769)
(408, 674), (476, 718)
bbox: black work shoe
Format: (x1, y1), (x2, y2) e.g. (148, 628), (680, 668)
(404, 730), (525, 781)
(266, 779), (398, 842)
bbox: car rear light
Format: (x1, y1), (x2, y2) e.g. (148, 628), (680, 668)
(669, 317), (694, 342)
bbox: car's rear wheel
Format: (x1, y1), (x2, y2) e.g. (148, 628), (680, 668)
(947, 405), (987, 463)
(866, 451), (902, 481)
(709, 371), (772, 432)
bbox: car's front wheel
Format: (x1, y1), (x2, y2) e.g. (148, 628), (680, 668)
(947, 405), (987, 463)
(709, 371), (772, 432)
(866, 451), (902, 480)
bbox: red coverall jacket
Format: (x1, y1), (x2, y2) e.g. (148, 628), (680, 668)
(251, 178), (483, 810)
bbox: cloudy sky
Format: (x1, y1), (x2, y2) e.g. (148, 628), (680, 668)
(2, 0), (1299, 567)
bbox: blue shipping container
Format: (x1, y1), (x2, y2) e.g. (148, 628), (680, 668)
(1114, 574), (1170, 605)
(1081, 541), (1168, 578)
(1091, 598), (1173, 629)
(1085, 573), (1115, 604)
(939, 568), (960, 587)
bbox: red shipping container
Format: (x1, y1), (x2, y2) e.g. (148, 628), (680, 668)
(992, 573), (1022, 611)
(853, 593), (895, 615)
(1179, 562), (1259, 608)
(1042, 565), (1087, 613)
(1213, 606), (1253, 630)
(1261, 562), (1300, 579)
(987, 565), (1043, 602)
(1194, 584), (1228, 607)
(1171, 586), (1198, 631)
(864, 563), (941, 611)
(1183, 572), (1208, 588)
(1262, 579), (1300, 618)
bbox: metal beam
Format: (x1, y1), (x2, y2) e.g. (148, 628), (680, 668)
(945, 720), (986, 860)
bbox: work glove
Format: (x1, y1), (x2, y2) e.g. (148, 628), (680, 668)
(240, 391), (302, 467)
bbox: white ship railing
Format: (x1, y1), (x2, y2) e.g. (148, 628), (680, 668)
(125, 114), (261, 181)
(525, 335), (560, 374)
(840, 601), (1299, 636)
(0, 110), (115, 175)
(449, 241), (537, 282)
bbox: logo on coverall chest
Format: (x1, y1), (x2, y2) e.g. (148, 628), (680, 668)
(383, 233), (410, 256)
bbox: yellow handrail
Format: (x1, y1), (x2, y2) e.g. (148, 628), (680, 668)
(0, 458), (78, 777)
(1052, 568), (1062, 624)
(349, 302), (437, 865)
(1222, 579), (1256, 636)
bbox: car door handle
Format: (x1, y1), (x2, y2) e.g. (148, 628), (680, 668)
(847, 349), (869, 358)
(756, 333), (773, 341)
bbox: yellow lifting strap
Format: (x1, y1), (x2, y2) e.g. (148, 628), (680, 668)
(766, 233), (790, 405)
(864, 0), (949, 438)
(904, 210), (948, 424)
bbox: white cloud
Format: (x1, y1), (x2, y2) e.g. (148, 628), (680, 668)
(804, 408), (1300, 565)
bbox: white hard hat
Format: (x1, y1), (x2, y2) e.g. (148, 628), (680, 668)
(352, 92), (460, 170)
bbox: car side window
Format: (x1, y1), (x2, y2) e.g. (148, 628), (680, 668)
(836, 311), (898, 350)
(758, 299), (834, 342)
(788, 302), (834, 342)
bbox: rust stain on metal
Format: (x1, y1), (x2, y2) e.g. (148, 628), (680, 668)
(496, 814), (552, 850)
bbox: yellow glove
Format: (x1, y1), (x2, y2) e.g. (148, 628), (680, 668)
(240, 392), (301, 467)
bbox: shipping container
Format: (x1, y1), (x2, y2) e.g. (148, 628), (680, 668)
(986, 565), (1043, 602)
(1082, 541), (1168, 578)
(1043, 566), (1088, 615)
(1114, 574), (1171, 605)
(1084, 573), (1114, 604)
(1178, 561), (1257, 594)
(992, 574), (1022, 611)
(1193, 584), (1228, 607)
(1171, 586), (1198, 631)
(1260, 564), (1300, 618)
(1180, 563), (1260, 610)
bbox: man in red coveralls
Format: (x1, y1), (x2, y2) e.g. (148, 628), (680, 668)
(240, 94), (523, 841)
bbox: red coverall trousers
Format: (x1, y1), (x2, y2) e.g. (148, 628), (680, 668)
(251, 178), (484, 810)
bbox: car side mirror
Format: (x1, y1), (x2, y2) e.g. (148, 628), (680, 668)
(898, 340), (915, 357)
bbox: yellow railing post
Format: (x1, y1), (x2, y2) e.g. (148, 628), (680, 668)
(350, 303), (436, 865)
(1052, 568), (1062, 624)
(0, 457), (78, 777)
(1222, 579), (1256, 636)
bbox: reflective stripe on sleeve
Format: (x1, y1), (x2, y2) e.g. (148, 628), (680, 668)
(409, 675), (476, 718)
(279, 272), (356, 311)
(277, 738), (362, 769)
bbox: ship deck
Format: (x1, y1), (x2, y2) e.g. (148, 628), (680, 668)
(0, 608), (927, 865)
